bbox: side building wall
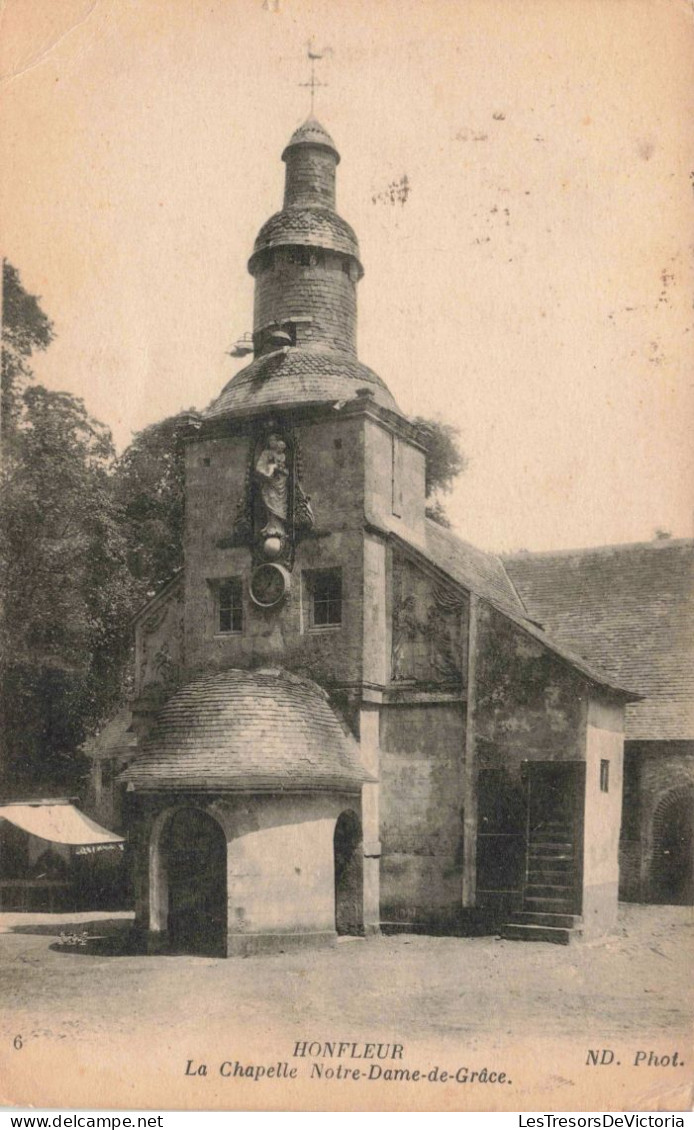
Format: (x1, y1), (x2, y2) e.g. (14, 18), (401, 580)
(379, 703), (466, 931)
(583, 698), (624, 936)
(472, 602), (588, 918)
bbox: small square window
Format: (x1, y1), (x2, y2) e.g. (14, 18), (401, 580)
(307, 568), (342, 628)
(600, 759), (610, 793)
(218, 578), (243, 634)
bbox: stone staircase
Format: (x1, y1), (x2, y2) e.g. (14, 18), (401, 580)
(501, 821), (582, 944)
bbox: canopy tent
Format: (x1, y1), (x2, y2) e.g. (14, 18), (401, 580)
(0, 801), (124, 848)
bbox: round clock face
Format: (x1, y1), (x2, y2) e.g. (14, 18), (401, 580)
(249, 563), (290, 608)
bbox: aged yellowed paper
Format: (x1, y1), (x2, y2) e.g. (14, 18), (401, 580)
(1, 0), (692, 1114)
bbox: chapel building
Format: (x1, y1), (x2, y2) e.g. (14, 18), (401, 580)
(120, 117), (639, 955)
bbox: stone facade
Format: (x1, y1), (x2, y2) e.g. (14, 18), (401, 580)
(620, 740), (694, 904)
(118, 115), (636, 954)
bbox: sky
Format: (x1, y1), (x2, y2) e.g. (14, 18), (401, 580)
(2, 0), (693, 553)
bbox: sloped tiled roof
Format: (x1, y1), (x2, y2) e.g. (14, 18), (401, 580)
(424, 520), (527, 616)
(503, 539), (694, 740)
(123, 668), (371, 792)
(205, 347), (399, 418)
(251, 207), (360, 266)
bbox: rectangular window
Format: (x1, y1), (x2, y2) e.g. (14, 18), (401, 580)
(307, 568), (342, 628)
(600, 759), (610, 793)
(218, 578), (243, 634)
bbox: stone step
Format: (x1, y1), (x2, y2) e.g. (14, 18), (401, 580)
(525, 883), (574, 897)
(527, 868), (573, 883)
(524, 896), (575, 912)
(500, 922), (573, 945)
(512, 911), (579, 929)
(528, 842), (573, 853)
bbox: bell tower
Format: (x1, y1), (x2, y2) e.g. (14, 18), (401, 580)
(248, 117), (363, 359)
(182, 115), (426, 672)
(136, 114), (432, 946)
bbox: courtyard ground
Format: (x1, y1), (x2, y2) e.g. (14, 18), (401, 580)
(0, 905), (692, 1112)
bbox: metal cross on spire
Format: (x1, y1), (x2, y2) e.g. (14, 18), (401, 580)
(300, 40), (328, 114)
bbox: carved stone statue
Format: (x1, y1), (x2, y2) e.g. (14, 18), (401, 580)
(230, 427), (315, 567)
(392, 594), (418, 681)
(254, 434), (289, 555)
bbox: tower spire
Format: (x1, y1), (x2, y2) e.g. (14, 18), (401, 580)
(299, 39), (328, 115)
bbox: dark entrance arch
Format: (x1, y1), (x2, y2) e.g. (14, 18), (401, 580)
(650, 789), (694, 905)
(163, 808), (227, 955)
(334, 810), (363, 936)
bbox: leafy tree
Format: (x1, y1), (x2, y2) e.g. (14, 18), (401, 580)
(0, 268), (134, 793)
(2, 261), (54, 446)
(112, 413), (194, 599)
(413, 417), (468, 527)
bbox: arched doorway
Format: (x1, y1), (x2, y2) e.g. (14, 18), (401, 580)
(163, 808), (227, 955)
(334, 810), (363, 936)
(650, 789), (694, 905)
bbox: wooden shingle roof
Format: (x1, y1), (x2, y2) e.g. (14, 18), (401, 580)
(204, 347), (398, 418)
(251, 207), (361, 265)
(122, 668), (371, 792)
(424, 520), (528, 616)
(503, 539), (694, 740)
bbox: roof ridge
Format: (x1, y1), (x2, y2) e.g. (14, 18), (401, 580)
(502, 537), (694, 561)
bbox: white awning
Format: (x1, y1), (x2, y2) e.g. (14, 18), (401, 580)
(0, 803), (124, 846)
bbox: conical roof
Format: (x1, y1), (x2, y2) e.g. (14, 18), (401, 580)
(282, 116), (340, 161)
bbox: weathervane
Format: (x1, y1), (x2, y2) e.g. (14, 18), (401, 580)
(300, 39), (329, 114)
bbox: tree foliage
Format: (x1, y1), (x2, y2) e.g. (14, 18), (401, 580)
(0, 267), (134, 793)
(2, 261), (54, 445)
(112, 413), (192, 599)
(413, 416), (468, 527)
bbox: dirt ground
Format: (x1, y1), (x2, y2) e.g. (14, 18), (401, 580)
(0, 904), (692, 1112)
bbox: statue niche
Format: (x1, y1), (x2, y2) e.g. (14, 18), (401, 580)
(233, 426), (314, 569)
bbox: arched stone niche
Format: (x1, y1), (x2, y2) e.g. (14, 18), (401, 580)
(144, 791), (368, 956)
(646, 785), (694, 905)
